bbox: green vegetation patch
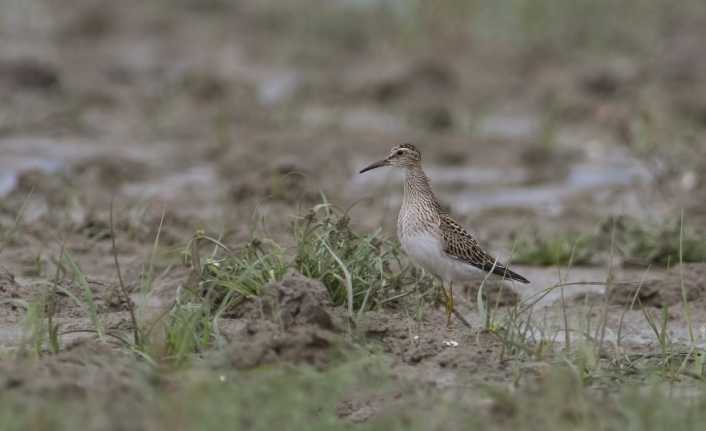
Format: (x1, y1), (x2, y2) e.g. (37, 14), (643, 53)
(2, 359), (706, 431)
(201, 203), (432, 315)
(513, 231), (596, 266)
(513, 214), (706, 267)
(606, 215), (706, 267)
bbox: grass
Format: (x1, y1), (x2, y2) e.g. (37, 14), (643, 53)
(200, 238), (289, 303)
(1, 356), (706, 431)
(487, 286), (705, 386)
(292, 203), (426, 313)
(243, 0), (706, 64)
(158, 360), (387, 431)
(462, 0), (671, 55)
(13, 200), (430, 365)
(201, 202), (435, 319)
(14, 201), (705, 361)
(606, 215), (706, 267)
(123, 365), (706, 431)
(512, 213), (706, 267)
(3, 0), (706, 428)
(3, 198), (706, 430)
(482, 371), (706, 431)
(483, 212), (704, 383)
(513, 231), (596, 266)
(1, 169), (704, 429)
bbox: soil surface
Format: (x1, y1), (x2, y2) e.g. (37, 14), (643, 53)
(2, 0), (706, 427)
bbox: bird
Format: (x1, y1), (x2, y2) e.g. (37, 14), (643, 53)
(359, 143), (530, 327)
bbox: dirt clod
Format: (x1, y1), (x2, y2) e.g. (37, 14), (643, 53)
(607, 264), (706, 307)
(0, 341), (154, 399)
(260, 271), (336, 331)
(72, 156), (151, 187)
(0, 59), (61, 90)
(218, 321), (341, 370)
(214, 272), (343, 369)
(228, 160), (318, 204)
(370, 60), (457, 103)
(0, 271), (22, 309)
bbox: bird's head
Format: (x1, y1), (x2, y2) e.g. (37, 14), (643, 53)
(359, 143), (422, 173)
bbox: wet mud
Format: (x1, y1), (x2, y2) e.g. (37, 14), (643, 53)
(2, 0), (706, 427)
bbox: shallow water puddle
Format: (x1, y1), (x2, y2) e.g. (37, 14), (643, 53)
(348, 164), (528, 191)
(476, 112), (541, 140)
(121, 165), (220, 200)
(0, 136), (174, 197)
(350, 153), (650, 214)
(0, 158), (61, 197)
(455, 160), (651, 213)
(512, 265), (609, 306)
(0, 327), (22, 347)
(257, 72), (300, 106)
(0, 136), (90, 197)
(485, 265), (706, 349)
(0, 136), (217, 204)
(302, 106), (406, 134)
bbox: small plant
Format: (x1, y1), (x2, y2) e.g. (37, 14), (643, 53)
(605, 215), (706, 266)
(162, 299), (214, 366)
(201, 239), (289, 303)
(514, 214), (706, 268)
(512, 231), (595, 266)
(201, 202), (431, 318)
(62, 252), (106, 341)
(292, 203), (416, 314)
(20, 295), (48, 358)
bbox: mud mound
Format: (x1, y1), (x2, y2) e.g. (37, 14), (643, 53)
(0, 341), (157, 429)
(0, 59), (61, 91)
(358, 310), (508, 371)
(607, 264), (706, 307)
(12, 169), (72, 208)
(357, 311), (447, 364)
(215, 271), (343, 369)
(0, 270), (22, 315)
(0, 270), (21, 300)
(0, 341), (154, 400)
(258, 271), (334, 330)
(71, 156), (151, 187)
(218, 321), (342, 370)
(227, 157), (319, 203)
(579, 60), (639, 98)
(364, 59), (457, 103)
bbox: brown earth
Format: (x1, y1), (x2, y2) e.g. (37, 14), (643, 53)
(607, 264), (706, 307)
(2, 0), (706, 427)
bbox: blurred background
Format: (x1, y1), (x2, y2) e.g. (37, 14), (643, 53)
(2, 0), (706, 256)
(4, 3), (706, 427)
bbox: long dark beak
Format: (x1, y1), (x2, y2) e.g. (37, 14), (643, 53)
(359, 159), (389, 174)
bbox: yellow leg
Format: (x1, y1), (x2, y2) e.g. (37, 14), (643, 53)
(440, 280), (471, 329)
(445, 282), (454, 328)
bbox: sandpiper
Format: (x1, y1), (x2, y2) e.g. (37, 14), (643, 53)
(359, 143), (530, 327)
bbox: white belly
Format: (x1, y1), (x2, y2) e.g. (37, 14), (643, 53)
(400, 232), (484, 282)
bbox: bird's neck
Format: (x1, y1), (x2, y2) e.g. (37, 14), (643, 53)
(398, 165), (440, 238)
(402, 165), (439, 213)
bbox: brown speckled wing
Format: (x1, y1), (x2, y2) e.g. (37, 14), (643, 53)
(439, 214), (530, 283)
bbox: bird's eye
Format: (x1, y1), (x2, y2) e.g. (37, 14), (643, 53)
(396, 150), (404, 156)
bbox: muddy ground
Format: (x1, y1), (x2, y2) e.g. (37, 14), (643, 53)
(1, 0), (706, 429)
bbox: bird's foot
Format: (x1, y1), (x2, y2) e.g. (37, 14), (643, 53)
(445, 288), (454, 328)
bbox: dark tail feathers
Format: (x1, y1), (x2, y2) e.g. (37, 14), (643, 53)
(493, 265), (530, 284)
